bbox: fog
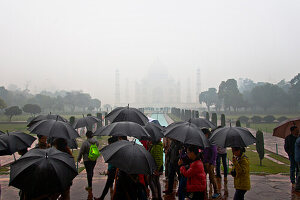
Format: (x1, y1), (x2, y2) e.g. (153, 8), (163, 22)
(0, 0), (299, 104)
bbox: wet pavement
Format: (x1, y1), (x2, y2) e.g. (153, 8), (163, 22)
(1, 155), (300, 200)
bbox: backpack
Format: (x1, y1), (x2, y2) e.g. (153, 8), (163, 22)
(88, 143), (100, 161)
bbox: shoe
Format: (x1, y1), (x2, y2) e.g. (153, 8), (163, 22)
(163, 190), (172, 195)
(212, 193), (220, 199)
(85, 186), (92, 191)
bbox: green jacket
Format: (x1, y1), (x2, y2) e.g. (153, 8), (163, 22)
(150, 142), (163, 171)
(232, 153), (250, 191)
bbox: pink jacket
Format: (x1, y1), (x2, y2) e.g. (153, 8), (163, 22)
(180, 160), (206, 192)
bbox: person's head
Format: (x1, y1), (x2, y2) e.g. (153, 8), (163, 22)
(187, 145), (200, 161)
(53, 138), (68, 152)
(118, 136), (127, 141)
(86, 131), (93, 139)
(291, 126), (299, 136)
(38, 135), (47, 144)
(108, 136), (118, 144)
(231, 147), (246, 157)
(202, 128), (212, 138)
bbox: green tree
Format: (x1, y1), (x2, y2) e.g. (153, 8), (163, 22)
(4, 106), (22, 121)
(91, 99), (101, 111)
(251, 83), (286, 111)
(23, 104), (41, 116)
(199, 88), (219, 111)
(211, 113), (217, 126)
(69, 116), (75, 126)
(205, 112), (210, 121)
(235, 120), (241, 127)
(218, 79), (243, 112)
(0, 97), (6, 109)
(221, 114), (226, 127)
(256, 130), (265, 166)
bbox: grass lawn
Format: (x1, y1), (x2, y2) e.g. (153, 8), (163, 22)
(0, 123), (29, 133)
(241, 123), (278, 133)
(227, 145), (290, 175)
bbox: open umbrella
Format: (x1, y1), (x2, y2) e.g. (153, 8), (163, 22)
(141, 122), (164, 142)
(209, 126), (256, 148)
(188, 118), (216, 129)
(28, 119), (80, 140)
(93, 121), (150, 140)
(27, 114), (68, 127)
(164, 122), (210, 148)
(0, 132), (36, 156)
(0, 130), (5, 135)
(100, 140), (156, 174)
(273, 117), (300, 138)
(105, 106), (148, 126)
(73, 116), (100, 129)
(9, 147), (78, 199)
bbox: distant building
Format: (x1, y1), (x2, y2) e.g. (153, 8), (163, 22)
(134, 62), (181, 107)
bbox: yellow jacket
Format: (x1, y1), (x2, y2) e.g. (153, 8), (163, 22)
(232, 153), (250, 191)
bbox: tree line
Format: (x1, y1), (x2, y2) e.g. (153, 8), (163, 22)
(0, 87), (101, 119)
(199, 73), (300, 113)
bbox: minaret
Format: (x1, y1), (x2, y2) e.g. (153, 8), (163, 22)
(115, 69), (120, 105)
(186, 78), (191, 103)
(196, 68), (201, 103)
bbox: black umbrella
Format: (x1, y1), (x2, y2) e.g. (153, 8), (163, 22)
(141, 122), (164, 142)
(73, 116), (100, 129)
(28, 119), (80, 140)
(188, 118), (216, 129)
(105, 106), (148, 126)
(93, 121), (150, 140)
(27, 114), (68, 127)
(164, 122), (210, 148)
(9, 147), (78, 199)
(209, 126), (256, 148)
(0, 130), (5, 135)
(0, 132), (36, 156)
(100, 140), (156, 174)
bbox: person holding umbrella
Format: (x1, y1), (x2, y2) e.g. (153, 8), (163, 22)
(285, 125), (299, 186)
(148, 139), (163, 200)
(202, 128), (220, 199)
(77, 130), (100, 192)
(231, 147), (250, 200)
(34, 135), (50, 149)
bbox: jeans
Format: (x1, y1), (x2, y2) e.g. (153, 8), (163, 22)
(290, 156), (299, 184)
(233, 189), (247, 200)
(216, 153), (228, 178)
(149, 174), (162, 199)
(190, 192), (204, 200)
(84, 161), (97, 188)
(168, 163), (180, 192)
(178, 176), (187, 200)
(100, 168), (116, 199)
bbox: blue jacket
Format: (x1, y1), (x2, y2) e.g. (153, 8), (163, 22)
(294, 137), (300, 162)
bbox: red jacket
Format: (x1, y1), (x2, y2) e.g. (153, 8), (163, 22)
(180, 160), (206, 192)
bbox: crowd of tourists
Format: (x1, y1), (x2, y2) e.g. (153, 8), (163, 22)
(75, 128), (250, 200)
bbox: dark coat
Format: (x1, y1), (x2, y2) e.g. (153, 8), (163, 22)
(285, 134), (297, 158)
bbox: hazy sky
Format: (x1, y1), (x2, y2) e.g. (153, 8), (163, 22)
(0, 0), (299, 104)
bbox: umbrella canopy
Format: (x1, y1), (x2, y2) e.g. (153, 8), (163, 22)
(273, 117), (300, 138)
(73, 116), (100, 129)
(164, 122), (210, 148)
(105, 106), (148, 126)
(28, 119), (80, 140)
(93, 121), (150, 140)
(9, 147), (78, 199)
(141, 122), (164, 142)
(100, 140), (156, 174)
(0, 132), (36, 156)
(0, 130), (5, 135)
(188, 118), (216, 129)
(209, 126), (256, 148)
(27, 114), (68, 127)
